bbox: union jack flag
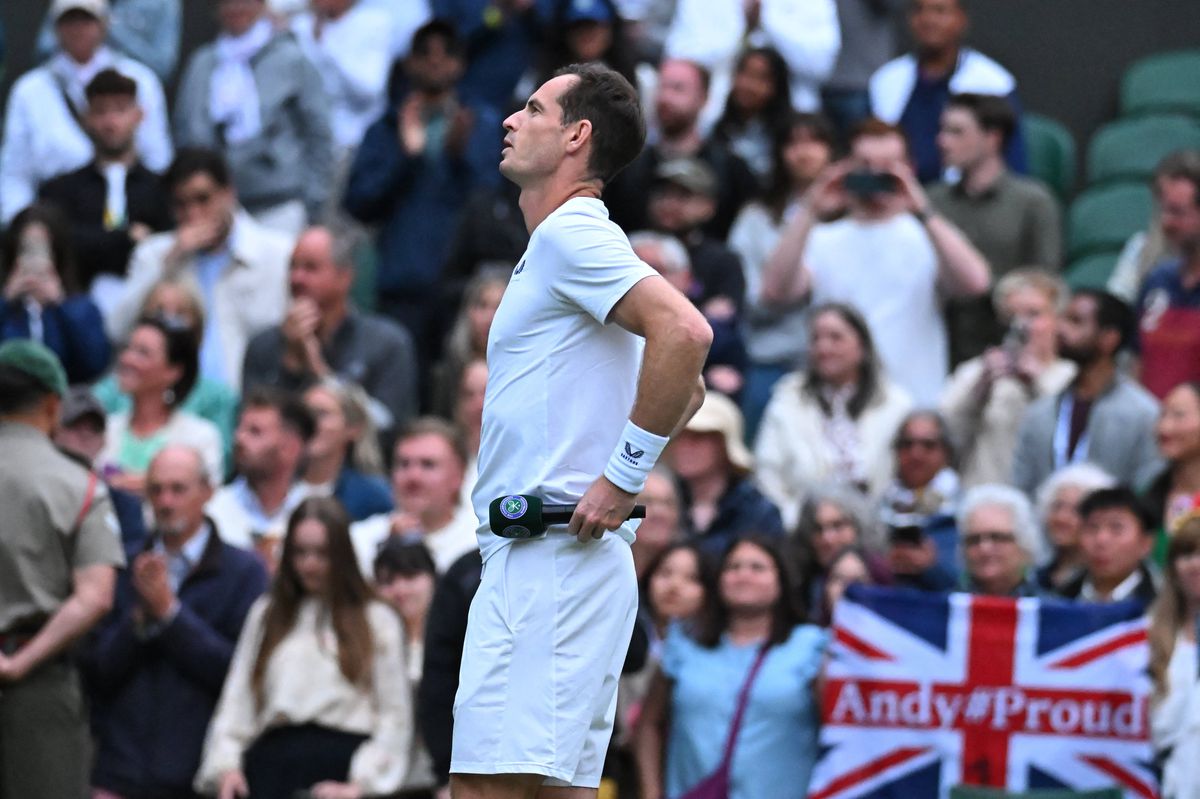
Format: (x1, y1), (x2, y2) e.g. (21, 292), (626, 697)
(806, 586), (1157, 799)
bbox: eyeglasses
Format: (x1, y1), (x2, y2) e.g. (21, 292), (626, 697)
(963, 531), (1017, 548)
(896, 437), (943, 451)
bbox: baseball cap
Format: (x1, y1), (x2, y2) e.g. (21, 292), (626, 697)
(51, 0), (110, 22)
(61, 386), (107, 428)
(654, 158), (717, 197)
(564, 0), (614, 24)
(0, 340), (69, 397)
(684, 391), (754, 475)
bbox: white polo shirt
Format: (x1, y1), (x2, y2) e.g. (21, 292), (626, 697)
(471, 197), (656, 562)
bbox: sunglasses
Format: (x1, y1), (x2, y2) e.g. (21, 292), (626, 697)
(963, 531), (1016, 548)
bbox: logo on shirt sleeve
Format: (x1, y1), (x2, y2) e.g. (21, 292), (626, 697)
(622, 442), (645, 463)
(513, 258), (526, 275)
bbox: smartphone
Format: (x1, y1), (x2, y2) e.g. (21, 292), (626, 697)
(16, 225), (53, 278)
(1002, 319), (1030, 361)
(888, 525), (925, 546)
(844, 170), (898, 197)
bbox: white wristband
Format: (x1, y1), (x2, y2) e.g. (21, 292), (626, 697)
(603, 420), (669, 495)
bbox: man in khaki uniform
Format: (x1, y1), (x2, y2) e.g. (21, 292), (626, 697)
(0, 340), (125, 798)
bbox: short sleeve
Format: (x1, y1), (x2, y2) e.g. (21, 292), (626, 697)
(660, 622), (697, 680)
(73, 483), (126, 570)
(544, 206), (657, 325)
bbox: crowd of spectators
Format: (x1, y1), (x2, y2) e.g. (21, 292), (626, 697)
(2, 0), (1200, 797)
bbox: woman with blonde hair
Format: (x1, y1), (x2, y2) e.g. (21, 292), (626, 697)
(1149, 517), (1200, 798)
(431, 266), (508, 416)
(301, 378), (393, 522)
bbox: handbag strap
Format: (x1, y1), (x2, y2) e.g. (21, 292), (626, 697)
(715, 643), (771, 770)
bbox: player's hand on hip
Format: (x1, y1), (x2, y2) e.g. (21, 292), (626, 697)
(569, 476), (637, 543)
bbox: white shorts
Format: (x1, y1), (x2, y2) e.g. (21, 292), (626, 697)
(450, 532), (639, 788)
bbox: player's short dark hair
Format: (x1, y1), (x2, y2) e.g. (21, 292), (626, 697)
(85, 68), (138, 103)
(1079, 487), (1154, 534)
(410, 18), (463, 59)
(242, 387), (316, 443)
(946, 92), (1017, 147)
(555, 63), (646, 185)
(164, 147), (231, 191)
(1072, 288), (1136, 353)
(0, 365), (53, 415)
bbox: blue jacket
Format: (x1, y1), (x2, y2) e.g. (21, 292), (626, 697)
(84, 522), (267, 797)
(343, 98), (500, 296)
(686, 476), (785, 557)
(335, 466), (393, 522)
(0, 295), (111, 383)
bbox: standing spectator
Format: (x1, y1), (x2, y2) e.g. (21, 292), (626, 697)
(0, 204), (111, 384)
(821, 0), (903, 141)
(442, 181), (529, 283)
(729, 112), (835, 437)
(635, 537), (827, 799)
(0, 340), (123, 798)
(711, 47), (795, 184)
(0, 0), (171, 223)
(195, 497), (412, 799)
(174, 0), (332, 233)
(941, 270), (1076, 488)
(1032, 463), (1116, 593)
(1135, 154), (1200, 398)
(1143, 382), (1200, 558)
(108, 149), (293, 391)
(755, 303), (913, 527)
(604, 58), (758, 239)
(36, 0), (182, 81)
(351, 418), (478, 575)
(667, 391), (785, 556)
(205, 388), (316, 555)
(632, 469), (687, 580)
(957, 484), (1045, 596)
(532, 0), (638, 92)
(431, 267), (508, 418)
(1149, 518), (1200, 799)
(85, 445), (268, 799)
(1059, 487), (1159, 605)
(819, 546), (879, 626)
(37, 68), (173, 296)
(792, 487), (890, 621)
(760, 119), (991, 406)
(931, 93), (1063, 365)
(344, 21), (500, 381)
(868, 0), (1026, 183)
(243, 225), (419, 439)
(1012, 289), (1162, 496)
(301, 380), (393, 522)
(636, 541), (712, 651)
(99, 316), (225, 492)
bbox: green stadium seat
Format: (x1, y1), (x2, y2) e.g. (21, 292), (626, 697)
(1064, 251), (1121, 290)
(350, 236), (378, 312)
(1086, 114), (1200, 184)
(950, 787), (1122, 799)
(1066, 182), (1153, 260)
(1024, 113), (1077, 201)
(1121, 49), (1200, 118)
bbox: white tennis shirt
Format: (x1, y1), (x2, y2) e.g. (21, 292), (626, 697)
(472, 197), (657, 561)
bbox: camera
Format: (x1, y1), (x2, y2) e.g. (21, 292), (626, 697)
(844, 170), (898, 197)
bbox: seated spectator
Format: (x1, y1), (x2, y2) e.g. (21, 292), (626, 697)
(94, 277), (239, 466)
(931, 93), (1062, 364)
(85, 445), (268, 799)
(631, 230), (747, 399)
(761, 119), (991, 406)
(820, 0), (901, 142)
(343, 20), (500, 378)
(1135, 153), (1200, 398)
(711, 47), (795, 184)
(667, 391), (785, 555)
(243, 225), (418, 439)
(957, 484), (1045, 596)
(37, 68), (172, 298)
(1012, 289), (1162, 496)
(868, 0), (1026, 183)
(756, 303), (913, 527)
(442, 180), (529, 284)
(1149, 517), (1200, 799)
(108, 148), (293, 391)
(205, 388), (315, 556)
(729, 112), (835, 437)
(792, 486), (890, 621)
(1058, 487), (1159, 605)
(430, 266), (508, 418)
(1033, 463), (1116, 593)
(1143, 382), (1200, 561)
(632, 468), (687, 580)
(529, 0), (638, 94)
(819, 545), (879, 626)
(1109, 151), (1200, 303)
(195, 497), (411, 799)
(941, 270), (1076, 488)
(174, 0), (332, 232)
(635, 537), (827, 799)
(0, 0), (171, 223)
(452, 357), (486, 512)
(301, 380), (393, 522)
(0, 204), (110, 383)
(99, 316), (224, 492)
(351, 418), (479, 575)
(605, 57), (757, 239)
(35, 0), (182, 81)
(373, 537), (439, 794)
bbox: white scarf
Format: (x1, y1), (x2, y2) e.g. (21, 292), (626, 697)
(50, 47), (116, 113)
(209, 17), (273, 145)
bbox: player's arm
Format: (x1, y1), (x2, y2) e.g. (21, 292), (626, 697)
(568, 274), (712, 542)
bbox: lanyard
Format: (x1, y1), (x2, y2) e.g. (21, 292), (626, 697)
(1053, 393), (1090, 468)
